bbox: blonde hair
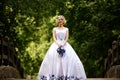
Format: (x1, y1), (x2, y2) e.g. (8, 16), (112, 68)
(56, 15), (66, 25)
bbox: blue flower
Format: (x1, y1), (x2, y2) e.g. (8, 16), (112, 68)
(57, 46), (65, 57)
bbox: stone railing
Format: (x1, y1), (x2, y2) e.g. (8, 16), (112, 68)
(0, 35), (23, 78)
(104, 35), (120, 78)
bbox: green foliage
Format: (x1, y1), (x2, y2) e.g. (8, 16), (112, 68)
(14, 14), (55, 78)
(68, 0), (120, 78)
(0, 0), (120, 78)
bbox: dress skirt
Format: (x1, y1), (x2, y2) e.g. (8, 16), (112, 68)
(38, 42), (87, 80)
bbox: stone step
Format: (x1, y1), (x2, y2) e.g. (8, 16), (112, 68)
(87, 78), (119, 80)
(5, 78), (120, 80)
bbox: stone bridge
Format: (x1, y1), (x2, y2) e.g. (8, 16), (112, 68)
(104, 35), (120, 78)
(0, 35), (23, 78)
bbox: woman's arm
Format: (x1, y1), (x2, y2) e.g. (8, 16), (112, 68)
(62, 28), (69, 46)
(52, 28), (60, 46)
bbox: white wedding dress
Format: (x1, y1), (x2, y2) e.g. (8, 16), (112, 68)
(38, 27), (87, 80)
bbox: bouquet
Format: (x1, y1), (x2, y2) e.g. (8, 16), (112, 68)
(57, 46), (65, 57)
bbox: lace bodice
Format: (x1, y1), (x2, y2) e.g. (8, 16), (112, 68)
(53, 27), (68, 43)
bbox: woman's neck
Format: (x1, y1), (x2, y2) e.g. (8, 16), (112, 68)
(58, 24), (64, 27)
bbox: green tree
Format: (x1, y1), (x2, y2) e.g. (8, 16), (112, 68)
(0, 0), (120, 78)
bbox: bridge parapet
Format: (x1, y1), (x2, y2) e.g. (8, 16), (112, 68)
(0, 35), (23, 78)
(104, 35), (120, 78)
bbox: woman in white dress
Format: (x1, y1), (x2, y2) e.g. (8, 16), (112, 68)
(38, 15), (87, 80)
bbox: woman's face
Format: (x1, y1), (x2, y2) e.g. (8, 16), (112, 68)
(57, 17), (64, 25)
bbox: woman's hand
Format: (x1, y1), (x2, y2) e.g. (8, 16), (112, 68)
(58, 43), (65, 47)
(57, 43), (62, 47)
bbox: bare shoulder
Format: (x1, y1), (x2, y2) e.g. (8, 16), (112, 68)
(64, 27), (69, 31)
(53, 27), (57, 31)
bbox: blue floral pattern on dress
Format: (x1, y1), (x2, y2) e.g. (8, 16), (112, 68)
(40, 75), (47, 80)
(40, 75), (84, 80)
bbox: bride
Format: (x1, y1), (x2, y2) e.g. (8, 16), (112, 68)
(38, 15), (87, 80)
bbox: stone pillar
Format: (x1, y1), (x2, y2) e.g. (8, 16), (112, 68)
(105, 65), (120, 78)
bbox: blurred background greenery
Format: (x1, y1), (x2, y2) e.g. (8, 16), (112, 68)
(0, 0), (120, 78)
